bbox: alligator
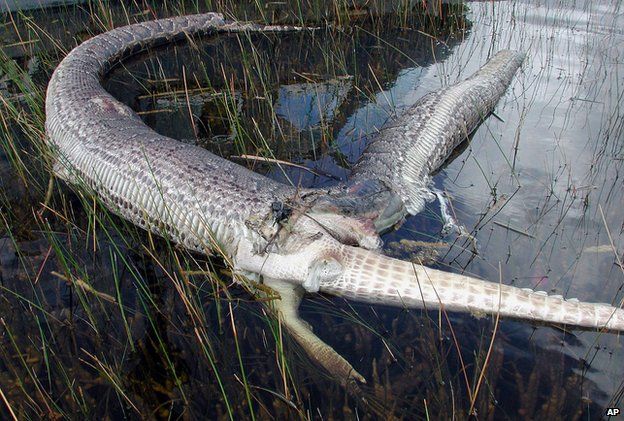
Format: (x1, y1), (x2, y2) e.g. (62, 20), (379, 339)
(45, 12), (624, 385)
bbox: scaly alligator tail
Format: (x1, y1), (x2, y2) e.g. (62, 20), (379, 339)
(318, 244), (624, 331)
(237, 234), (624, 332)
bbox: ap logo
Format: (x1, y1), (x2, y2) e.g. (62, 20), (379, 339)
(606, 408), (621, 417)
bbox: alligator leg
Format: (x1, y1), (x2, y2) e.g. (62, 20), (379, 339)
(263, 277), (366, 386)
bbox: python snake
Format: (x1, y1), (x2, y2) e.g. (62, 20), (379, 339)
(45, 12), (624, 384)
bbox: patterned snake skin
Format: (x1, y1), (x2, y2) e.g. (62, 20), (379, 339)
(45, 13), (311, 267)
(45, 10), (624, 364)
(352, 50), (525, 215)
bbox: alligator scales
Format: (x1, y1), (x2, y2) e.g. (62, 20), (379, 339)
(45, 13), (624, 384)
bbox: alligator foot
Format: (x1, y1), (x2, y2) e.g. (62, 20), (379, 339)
(263, 277), (366, 386)
(433, 189), (478, 251)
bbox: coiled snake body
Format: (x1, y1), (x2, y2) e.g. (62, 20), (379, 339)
(46, 12), (624, 384)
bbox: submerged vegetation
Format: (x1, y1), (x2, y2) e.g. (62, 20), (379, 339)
(0, 0), (622, 419)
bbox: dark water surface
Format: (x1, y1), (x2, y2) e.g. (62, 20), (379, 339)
(1, 1), (622, 419)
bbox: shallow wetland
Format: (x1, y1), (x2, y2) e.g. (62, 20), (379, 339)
(0, 0), (623, 419)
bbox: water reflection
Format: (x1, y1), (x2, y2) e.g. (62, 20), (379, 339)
(105, 18), (466, 185)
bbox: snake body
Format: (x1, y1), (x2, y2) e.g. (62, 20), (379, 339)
(46, 12), (624, 384)
(46, 14), (295, 259)
(352, 50), (524, 215)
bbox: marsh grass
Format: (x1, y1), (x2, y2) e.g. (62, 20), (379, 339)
(1, 0), (622, 419)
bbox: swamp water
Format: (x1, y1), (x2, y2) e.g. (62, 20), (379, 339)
(0, 0), (622, 419)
